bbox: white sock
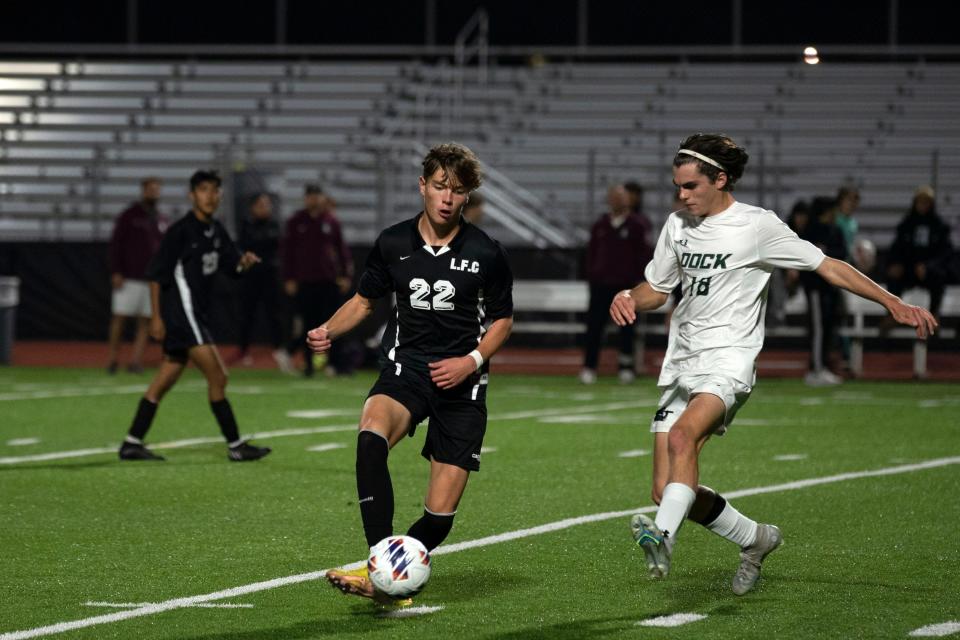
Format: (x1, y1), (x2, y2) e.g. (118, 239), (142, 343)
(704, 501), (758, 548)
(655, 482), (697, 546)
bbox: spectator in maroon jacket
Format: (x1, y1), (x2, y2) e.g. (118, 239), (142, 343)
(277, 184), (353, 376)
(107, 177), (167, 374)
(581, 184), (654, 384)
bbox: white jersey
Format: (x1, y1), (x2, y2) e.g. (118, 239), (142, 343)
(645, 201), (825, 386)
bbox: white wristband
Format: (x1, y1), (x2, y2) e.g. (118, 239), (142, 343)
(468, 349), (483, 371)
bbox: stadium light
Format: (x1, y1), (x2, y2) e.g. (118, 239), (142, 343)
(803, 46), (820, 65)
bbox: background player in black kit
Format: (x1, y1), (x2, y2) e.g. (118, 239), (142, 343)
(308, 143), (514, 602)
(118, 170), (272, 462)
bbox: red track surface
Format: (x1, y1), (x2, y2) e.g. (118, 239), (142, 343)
(6, 341), (960, 381)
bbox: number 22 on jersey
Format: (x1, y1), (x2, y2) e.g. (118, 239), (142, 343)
(409, 278), (456, 311)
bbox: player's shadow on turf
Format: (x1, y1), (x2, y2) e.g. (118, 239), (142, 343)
(425, 566), (533, 601)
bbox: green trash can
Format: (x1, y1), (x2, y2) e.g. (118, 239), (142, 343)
(0, 276), (19, 365)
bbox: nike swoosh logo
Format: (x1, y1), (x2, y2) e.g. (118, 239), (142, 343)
(400, 255), (411, 261)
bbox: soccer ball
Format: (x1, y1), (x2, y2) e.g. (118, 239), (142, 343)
(367, 535), (432, 598)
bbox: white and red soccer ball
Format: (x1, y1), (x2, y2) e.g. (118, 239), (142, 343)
(367, 535), (432, 597)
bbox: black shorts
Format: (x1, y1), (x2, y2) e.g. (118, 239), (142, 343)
(161, 311), (213, 358)
(367, 362), (488, 472)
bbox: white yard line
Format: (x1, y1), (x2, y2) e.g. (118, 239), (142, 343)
(0, 425), (356, 465)
(773, 454), (808, 461)
(377, 605), (444, 619)
(84, 601), (253, 610)
(286, 409), (357, 419)
(6, 438), (40, 446)
(0, 400), (653, 466)
(0, 385), (148, 402)
(910, 621), (960, 637)
(1, 456), (958, 640)
(636, 613), (707, 627)
(618, 449), (650, 458)
(306, 443), (347, 453)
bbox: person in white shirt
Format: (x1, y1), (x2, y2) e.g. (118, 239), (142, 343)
(609, 133), (937, 595)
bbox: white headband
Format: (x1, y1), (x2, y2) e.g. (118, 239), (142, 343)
(677, 149), (726, 172)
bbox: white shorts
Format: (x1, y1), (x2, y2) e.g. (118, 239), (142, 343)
(650, 374), (752, 436)
(112, 279), (151, 317)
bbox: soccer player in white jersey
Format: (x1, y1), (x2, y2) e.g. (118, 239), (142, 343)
(610, 133), (937, 595)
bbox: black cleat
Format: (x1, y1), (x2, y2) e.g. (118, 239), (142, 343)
(228, 441), (272, 462)
(119, 442), (165, 461)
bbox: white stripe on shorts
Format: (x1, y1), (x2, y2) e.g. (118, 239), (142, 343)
(174, 261), (203, 344)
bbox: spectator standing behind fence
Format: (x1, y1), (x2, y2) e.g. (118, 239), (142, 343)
(580, 184), (653, 384)
(800, 196), (847, 386)
(277, 184), (354, 377)
(834, 186), (860, 256)
(232, 192), (283, 367)
(886, 185), (953, 321)
(107, 177), (167, 374)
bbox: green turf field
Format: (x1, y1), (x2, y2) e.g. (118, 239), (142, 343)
(1, 367), (958, 639)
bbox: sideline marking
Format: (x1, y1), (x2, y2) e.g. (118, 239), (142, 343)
(84, 601), (253, 610)
(636, 613), (707, 627)
(2, 456), (958, 640)
(618, 449), (650, 458)
(909, 621), (960, 637)
(480, 446), (497, 454)
(773, 454), (808, 461)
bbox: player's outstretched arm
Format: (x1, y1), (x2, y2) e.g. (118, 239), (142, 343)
(306, 293), (376, 354)
(815, 257), (938, 338)
(610, 282), (670, 326)
(429, 316), (513, 390)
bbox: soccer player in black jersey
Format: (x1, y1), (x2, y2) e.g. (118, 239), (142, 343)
(118, 170), (272, 462)
(311, 143), (514, 601)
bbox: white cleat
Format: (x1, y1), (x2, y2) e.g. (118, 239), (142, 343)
(803, 369), (843, 387)
(273, 349), (296, 375)
(579, 368), (597, 385)
(732, 523), (783, 596)
(630, 514), (671, 578)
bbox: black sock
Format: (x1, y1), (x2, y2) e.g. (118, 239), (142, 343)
(210, 399), (241, 444)
(690, 492), (727, 526)
(406, 510), (456, 551)
(128, 397), (158, 441)
(356, 430), (394, 547)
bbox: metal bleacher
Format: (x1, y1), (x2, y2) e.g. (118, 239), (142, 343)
(1, 59), (958, 248)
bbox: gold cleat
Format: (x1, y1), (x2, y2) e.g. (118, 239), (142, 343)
(326, 566), (414, 607)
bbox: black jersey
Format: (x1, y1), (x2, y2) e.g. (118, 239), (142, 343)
(146, 211), (242, 326)
(358, 213), (513, 374)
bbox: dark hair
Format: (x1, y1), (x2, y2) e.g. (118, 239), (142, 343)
(623, 180), (644, 200)
(304, 183), (323, 195)
(836, 185), (860, 203)
(673, 133), (748, 192)
(810, 196), (835, 219)
(189, 169), (221, 191)
(141, 177), (161, 189)
(248, 191), (270, 207)
(422, 142), (482, 192)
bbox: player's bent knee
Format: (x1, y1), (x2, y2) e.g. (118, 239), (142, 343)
(666, 426), (696, 458)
